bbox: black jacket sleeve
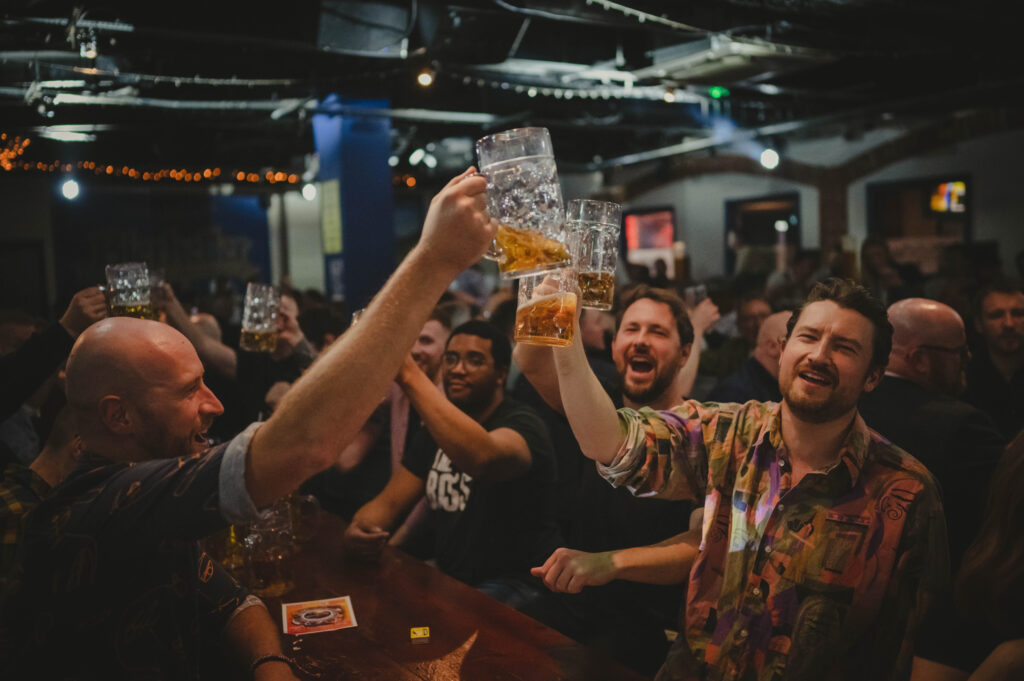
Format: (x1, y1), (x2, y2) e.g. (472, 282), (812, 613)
(0, 324), (74, 421)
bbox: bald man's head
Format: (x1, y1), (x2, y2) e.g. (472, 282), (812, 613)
(66, 317), (224, 461)
(886, 298), (967, 396)
(753, 311), (791, 379)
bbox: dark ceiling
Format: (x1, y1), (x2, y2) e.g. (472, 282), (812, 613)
(1, 0), (1020, 187)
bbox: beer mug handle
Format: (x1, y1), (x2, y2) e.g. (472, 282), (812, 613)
(482, 219), (504, 261)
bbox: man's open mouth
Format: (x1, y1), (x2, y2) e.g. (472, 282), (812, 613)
(798, 369), (833, 387)
(628, 357), (655, 377)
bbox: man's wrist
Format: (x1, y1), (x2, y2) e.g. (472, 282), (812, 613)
(250, 653), (298, 677)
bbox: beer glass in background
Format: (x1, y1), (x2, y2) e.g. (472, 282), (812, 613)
(476, 127), (571, 279)
(567, 199), (621, 311)
(104, 262), (156, 319)
(239, 283), (280, 353)
(514, 268), (578, 347)
(244, 500), (294, 598)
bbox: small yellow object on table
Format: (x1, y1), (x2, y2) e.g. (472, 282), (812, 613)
(410, 627), (430, 644)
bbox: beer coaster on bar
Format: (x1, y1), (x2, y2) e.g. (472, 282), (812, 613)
(281, 596), (357, 635)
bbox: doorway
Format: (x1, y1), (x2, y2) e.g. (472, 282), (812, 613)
(724, 193), (801, 276)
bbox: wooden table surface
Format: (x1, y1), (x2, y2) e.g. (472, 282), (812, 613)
(250, 513), (649, 681)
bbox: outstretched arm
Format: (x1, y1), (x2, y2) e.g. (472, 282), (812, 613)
(513, 344), (564, 413)
(245, 168), (492, 508)
(551, 320), (623, 465)
(531, 529), (700, 593)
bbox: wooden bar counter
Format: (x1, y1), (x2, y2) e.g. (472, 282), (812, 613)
(241, 514), (649, 681)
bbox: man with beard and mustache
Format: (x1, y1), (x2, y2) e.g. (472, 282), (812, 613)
(859, 298), (1003, 569)
(343, 320), (559, 596)
(2, 167), (493, 679)
(549, 278), (948, 681)
(512, 285), (703, 676)
(964, 280), (1024, 440)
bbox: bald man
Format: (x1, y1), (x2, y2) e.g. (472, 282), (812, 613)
(859, 297), (1004, 568)
(707, 311), (791, 403)
(3, 168), (493, 678)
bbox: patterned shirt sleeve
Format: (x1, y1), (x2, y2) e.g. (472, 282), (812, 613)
(596, 400), (718, 502)
(890, 479), (951, 679)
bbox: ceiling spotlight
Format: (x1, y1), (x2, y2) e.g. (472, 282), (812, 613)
(663, 89), (677, 103)
(302, 183), (317, 201)
(423, 154), (437, 169)
(388, 155), (399, 167)
(417, 68), (435, 87)
(61, 179), (80, 200)
(409, 148), (426, 166)
(774, 219), (789, 233)
(527, 87), (537, 98)
(760, 148), (780, 170)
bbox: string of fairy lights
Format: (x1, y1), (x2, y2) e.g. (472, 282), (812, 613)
(1, 133), (302, 185)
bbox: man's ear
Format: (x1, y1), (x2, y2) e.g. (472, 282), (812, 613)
(98, 395), (133, 435)
(862, 366), (884, 394)
(907, 347), (930, 376)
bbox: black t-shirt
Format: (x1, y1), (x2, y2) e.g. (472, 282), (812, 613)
(915, 591), (1024, 673)
(401, 397), (559, 586)
(2, 445), (248, 679)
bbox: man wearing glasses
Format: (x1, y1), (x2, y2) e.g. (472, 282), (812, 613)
(859, 297), (1004, 568)
(343, 320), (558, 598)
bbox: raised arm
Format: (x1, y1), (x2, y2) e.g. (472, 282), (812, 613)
(396, 355), (530, 480)
(551, 322), (624, 465)
(159, 284), (239, 380)
(513, 344), (564, 413)
(245, 168), (492, 508)
(676, 298), (719, 397)
(531, 529), (701, 593)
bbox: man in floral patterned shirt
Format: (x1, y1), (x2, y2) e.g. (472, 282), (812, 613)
(551, 278), (948, 681)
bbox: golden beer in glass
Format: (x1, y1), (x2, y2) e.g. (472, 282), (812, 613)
(577, 271), (615, 311)
(240, 283), (280, 353)
(567, 200), (621, 311)
(514, 292), (577, 347)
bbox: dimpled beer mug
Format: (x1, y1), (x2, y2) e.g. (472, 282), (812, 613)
(476, 127), (571, 279)
(104, 262), (157, 319)
(567, 199), (621, 311)
(240, 283), (280, 353)
(514, 268), (578, 348)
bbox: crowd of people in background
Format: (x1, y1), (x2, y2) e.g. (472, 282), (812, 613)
(2, 170), (1023, 680)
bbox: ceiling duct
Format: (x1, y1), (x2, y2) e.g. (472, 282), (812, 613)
(631, 35), (835, 86)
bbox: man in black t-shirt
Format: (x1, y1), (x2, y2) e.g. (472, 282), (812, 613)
(344, 320), (559, 592)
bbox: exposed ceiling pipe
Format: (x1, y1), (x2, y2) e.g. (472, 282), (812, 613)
(0, 86), (514, 125)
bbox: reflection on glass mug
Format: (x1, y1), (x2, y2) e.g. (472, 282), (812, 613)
(244, 501), (294, 598)
(477, 127), (571, 279)
(240, 283), (280, 353)
(105, 262), (157, 320)
(567, 199), (621, 312)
